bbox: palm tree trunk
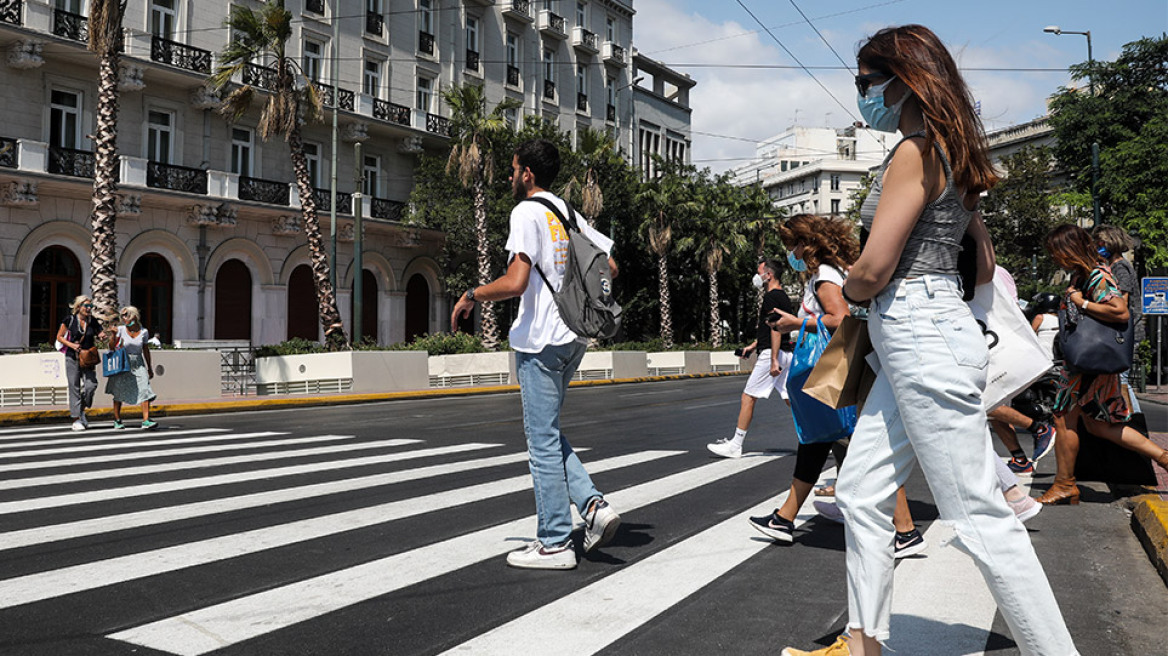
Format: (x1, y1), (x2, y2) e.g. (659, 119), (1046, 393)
(709, 269), (722, 349)
(89, 49), (120, 324)
(288, 127), (346, 348)
(657, 253), (673, 349)
(473, 178), (499, 350)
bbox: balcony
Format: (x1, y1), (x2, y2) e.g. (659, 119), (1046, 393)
(370, 197), (404, 221)
(243, 63), (277, 91)
(466, 49), (480, 72)
(314, 187), (351, 214)
(239, 176), (290, 206)
(151, 36), (212, 74)
(537, 11), (566, 39)
(315, 82), (355, 111)
(506, 64), (521, 87)
(606, 103), (616, 122)
(576, 93), (588, 113)
(543, 79), (556, 101)
(52, 9), (88, 42)
(373, 99), (411, 126)
(305, 0), (324, 13)
(147, 161), (208, 195)
(365, 11), (383, 36)
(572, 27), (598, 54)
(418, 31), (435, 56)
(426, 113), (450, 136)
(0, 0), (20, 26)
(0, 137), (16, 168)
(501, 0), (533, 23)
(602, 41), (626, 67)
(48, 146), (97, 178)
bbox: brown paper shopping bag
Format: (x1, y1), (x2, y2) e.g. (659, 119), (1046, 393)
(802, 315), (875, 411)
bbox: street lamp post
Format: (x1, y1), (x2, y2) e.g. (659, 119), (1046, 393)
(621, 75), (644, 171)
(1044, 25), (1101, 228)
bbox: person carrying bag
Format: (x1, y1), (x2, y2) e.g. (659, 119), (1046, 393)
(56, 295), (103, 431)
(786, 316), (857, 444)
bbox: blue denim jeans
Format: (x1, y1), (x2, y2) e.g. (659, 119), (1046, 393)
(515, 339), (601, 547)
(836, 275), (1078, 655)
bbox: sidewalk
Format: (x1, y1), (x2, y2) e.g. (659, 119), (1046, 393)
(1132, 389), (1168, 586)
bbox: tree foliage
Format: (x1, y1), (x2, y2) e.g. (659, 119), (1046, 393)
(981, 146), (1063, 297)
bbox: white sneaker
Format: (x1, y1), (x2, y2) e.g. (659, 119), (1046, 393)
(1007, 494), (1043, 524)
(582, 498), (620, 552)
(79, 414), (89, 428)
(813, 500), (845, 524)
(506, 541), (577, 570)
(71, 420), (86, 432)
(707, 438), (742, 459)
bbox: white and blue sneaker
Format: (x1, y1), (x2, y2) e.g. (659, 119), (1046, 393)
(506, 541), (577, 570)
(583, 498), (621, 552)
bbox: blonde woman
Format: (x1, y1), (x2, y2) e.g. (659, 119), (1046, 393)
(106, 306), (158, 430)
(56, 295), (104, 431)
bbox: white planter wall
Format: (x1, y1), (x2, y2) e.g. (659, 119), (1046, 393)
(647, 351), (712, 376)
(709, 351), (751, 373)
(577, 351), (648, 380)
(428, 352), (517, 388)
(146, 351), (222, 401)
(255, 351), (429, 395)
(0, 352), (69, 406)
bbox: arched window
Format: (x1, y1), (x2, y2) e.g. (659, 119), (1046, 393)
(350, 269), (378, 343)
(214, 259), (252, 340)
(286, 264), (317, 340)
(29, 246), (81, 346)
(405, 273), (431, 342)
(130, 253), (173, 343)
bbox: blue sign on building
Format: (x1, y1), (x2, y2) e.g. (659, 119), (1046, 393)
(1143, 277), (1168, 316)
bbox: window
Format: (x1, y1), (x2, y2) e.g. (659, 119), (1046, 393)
(150, 0), (176, 39)
(831, 199), (841, 214)
(130, 254), (174, 344)
(56, 0), (83, 13)
(416, 77), (433, 112)
(605, 77), (616, 121)
(303, 39), (323, 82)
(466, 16), (479, 53)
(577, 64), (587, 94)
(830, 174), (841, 191)
(231, 127), (253, 178)
(543, 48), (555, 83)
(506, 34), (519, 67)
(418, 0), (432, 34)
(605, 16), (615, 42)
(49, 89), (81, 150)
(362, 155), (380, 198)
(147, 110), (173, 163)
(363, 59), (382, 97)
(576, 2), (586, 26)
(29, 246), (81, 347)
(504, 107), (518, 129)
(303, 142), (321, 188)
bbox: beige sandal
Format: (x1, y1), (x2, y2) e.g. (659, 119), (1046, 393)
(814, 485), (835, 497)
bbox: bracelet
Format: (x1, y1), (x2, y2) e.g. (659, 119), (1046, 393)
(841, 284), (863, 305)
(1081, 300), (1089, 312)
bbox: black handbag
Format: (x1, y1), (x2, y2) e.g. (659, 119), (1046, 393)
(1057, 304), (1133, 375)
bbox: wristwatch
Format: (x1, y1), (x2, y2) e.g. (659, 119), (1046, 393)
(465, 287), (477, 302)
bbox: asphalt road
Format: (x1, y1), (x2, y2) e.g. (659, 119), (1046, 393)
(0, 377), (1164, 656)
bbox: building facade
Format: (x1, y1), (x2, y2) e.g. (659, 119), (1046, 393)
(630, 49), (692, 177)
(0, 0), (636, 350)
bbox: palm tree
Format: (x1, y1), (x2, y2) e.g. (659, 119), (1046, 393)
(561, 127), (616, 219)
(87, 0), (128, 324)
(442, 83), (521, 350)
(635, 158), (697, 349)
(736, 183), (784, 308)
(679, 177), (748, 348)
(210, 1), (346, 348)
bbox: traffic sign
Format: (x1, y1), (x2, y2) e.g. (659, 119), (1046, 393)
(1143, 276), (1168, 315)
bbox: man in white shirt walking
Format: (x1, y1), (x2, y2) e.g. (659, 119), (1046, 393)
(451, 139), (620, 570)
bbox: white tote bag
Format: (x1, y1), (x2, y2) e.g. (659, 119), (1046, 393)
(967, 277), (1054, 411)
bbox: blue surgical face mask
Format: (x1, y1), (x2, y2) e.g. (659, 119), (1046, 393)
(787, 250), (807, 273)
(857, 76), (910, 133)
(1097, 246), (1111, 259)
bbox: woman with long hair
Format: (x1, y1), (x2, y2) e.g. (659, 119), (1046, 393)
(782, 26), (1077, 656)
(1037, 225), (1167, 505)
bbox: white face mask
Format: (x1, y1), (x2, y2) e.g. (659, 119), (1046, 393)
(752, 273), (766, 289)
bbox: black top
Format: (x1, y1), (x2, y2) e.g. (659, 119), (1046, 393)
(758, 288), (796, 351)
(60, 314), (103, 358)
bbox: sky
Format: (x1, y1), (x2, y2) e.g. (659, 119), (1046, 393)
(630, 0), (1168, 173)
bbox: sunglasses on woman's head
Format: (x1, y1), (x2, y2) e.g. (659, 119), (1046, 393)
(855, 72), (891, 98)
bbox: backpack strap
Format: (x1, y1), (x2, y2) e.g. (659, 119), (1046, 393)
(524, 196), (581, 295)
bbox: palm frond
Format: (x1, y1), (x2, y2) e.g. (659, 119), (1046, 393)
(87, 0), (127, 56)
(218, 86), (257, 122)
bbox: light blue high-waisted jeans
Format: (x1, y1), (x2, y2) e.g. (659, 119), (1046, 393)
(515, 339), (602, 547)
(836, 275), (1078, 655)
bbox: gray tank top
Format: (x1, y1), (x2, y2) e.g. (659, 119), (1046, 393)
(859, 133), (973, 279)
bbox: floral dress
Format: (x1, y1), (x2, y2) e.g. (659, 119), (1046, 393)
(105, 325), (157, 405)
(1052, 264), (1131, 423)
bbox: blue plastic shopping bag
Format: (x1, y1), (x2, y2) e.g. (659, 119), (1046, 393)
(102, 347), (131, 377)
(786, 317), (858, 444)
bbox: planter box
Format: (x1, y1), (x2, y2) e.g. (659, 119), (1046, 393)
(0, 350), (221, 406)
(0, 351), (69, 406)
(146, 350), (222, 401)
(255, 351), (428, 395)
(709, 351), (751, 373)
(646, 351), (711, 376)
(429, 352), (516, 388)
(576, 351), (648, 380)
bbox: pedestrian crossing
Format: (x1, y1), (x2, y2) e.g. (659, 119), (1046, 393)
(0, 418), (1030, 655)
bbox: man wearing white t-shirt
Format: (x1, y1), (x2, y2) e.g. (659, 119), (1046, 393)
(451, 139), (620, 570)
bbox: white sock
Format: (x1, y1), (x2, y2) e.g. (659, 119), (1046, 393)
(731, 428), (747, 448)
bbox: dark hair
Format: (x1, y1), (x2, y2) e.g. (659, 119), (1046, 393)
(514, 139), (561, 189)
(857, 25), (999, 195)
(778, 214), (860, 273)
(760, 258), (782, 278)
(1092, 225), (1132, 255)
(1045, 224), (1100, 280)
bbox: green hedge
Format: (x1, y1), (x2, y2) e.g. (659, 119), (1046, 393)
(254, 334), (737, 358)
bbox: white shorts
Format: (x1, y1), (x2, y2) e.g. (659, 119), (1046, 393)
(743, 348), (793, 400)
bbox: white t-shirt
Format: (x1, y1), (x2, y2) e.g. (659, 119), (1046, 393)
(117, 325), (150, 356)
(505, 191), (614, 353)
(799, 264), (846, 319)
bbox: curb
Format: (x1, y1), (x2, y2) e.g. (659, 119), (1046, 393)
(0, 370), (748, 426)
(1131, 495), (1168, 588)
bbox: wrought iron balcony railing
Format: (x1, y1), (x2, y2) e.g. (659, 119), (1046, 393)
(370, 197), (405, 221)
(49, 146), (96, 178)
(52, 9), (88, 42)
(315, 82), (355, 111)
(543, 79), (556, 100)
(539, 11), (565, 37)
(151, 36), (212, 74)
(574, 28), (598, 51)
(147, 161), (208, 194)
(502, 0), (531, 21)
(0, 0), (21, 26)
(576, 93), (588, 112)
(313, 187), (352, 214)
(373, 99), (411, 126)
(426, 113), (450, 136)
(466, 49), (480, 72)
(0, 137), (17, 168)
(606, 103), (616, 122)
(305, 0), (324, 13)
(365, 11), (383, 36)
(506, 64), (521, 87)
(239, 176), (290, 206)
(418, 31), (435, 55)
(243, 63), (278, 90)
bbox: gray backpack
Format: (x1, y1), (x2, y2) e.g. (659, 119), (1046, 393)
(527, 197), (622, 340)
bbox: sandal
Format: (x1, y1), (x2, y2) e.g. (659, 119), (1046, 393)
(814, 485), (835, 497)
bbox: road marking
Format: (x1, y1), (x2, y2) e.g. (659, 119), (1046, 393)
(436, 467), (833, 655)
(0, 437), (420, 512)
(0, 430), (325, 462)
(1, 450), (680, 610)
(0, 428), (234, 450)
(0, 424), (137, 440)
(0, 443), (509, 550)
(109, 454), (788, 656)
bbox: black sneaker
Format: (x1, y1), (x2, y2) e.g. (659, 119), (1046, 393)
(894, 528), (927, 559)
(748, 511), (794, 543)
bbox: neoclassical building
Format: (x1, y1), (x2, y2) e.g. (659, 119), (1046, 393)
(0, 0), (637, 350)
